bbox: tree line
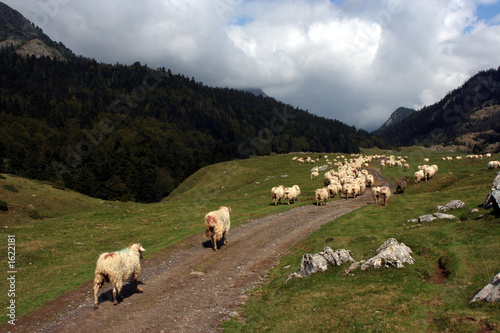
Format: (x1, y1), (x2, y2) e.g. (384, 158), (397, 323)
(0, 49), (387, 202)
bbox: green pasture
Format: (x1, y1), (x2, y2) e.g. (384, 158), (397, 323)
(223, 147), (500, 332)
(0, 148), (499, 331)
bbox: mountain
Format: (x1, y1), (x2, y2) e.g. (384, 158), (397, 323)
(0, 2), (74, 60)
(242, 88), (269, 98)
(0, 3), (387, 202)
(372, 107), (415, 135)
(376, 67), (500, 153)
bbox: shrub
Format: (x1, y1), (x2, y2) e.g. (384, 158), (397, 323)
(0, 200), (7, 211)
(28, 210), (43, 220)
(2, 184), (18, 192)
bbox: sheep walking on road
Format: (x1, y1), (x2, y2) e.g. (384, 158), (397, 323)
(315, 188), (329, 206)
(380, 186), (391, 206)
(93, 243), (146, 309)
(204, 206), (232, 252)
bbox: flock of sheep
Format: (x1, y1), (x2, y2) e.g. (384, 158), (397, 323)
(92, 151), (499, 309)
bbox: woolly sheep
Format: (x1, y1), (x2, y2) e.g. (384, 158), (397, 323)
(414, 170), (424, 184)
(315, 188), (329, 206)
(311, 171), (319, 180)
(283, 185), (300, 204)
(93, 243), (146, 309)
(487, 160), (500, 169)
(396, 178), (407, 194)
(342, 183), (354, 199)
(271, 185), (285, 205)
(366, 174), (374, 187)
(372, 186), (381, 203)
(379, 186), (391, 206)
(204, 206), (232, 252)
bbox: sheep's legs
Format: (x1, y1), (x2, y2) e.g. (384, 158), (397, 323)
(223, 231), (228, 245)
(212, 236), (218, 251)
(134, 278), (143, 293)
(93, 283), (100, 309)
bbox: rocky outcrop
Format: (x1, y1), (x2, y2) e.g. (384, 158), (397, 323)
(286, 247), (355, 282)
(469, 272), (500, 304)
(360, 238), (415, 270)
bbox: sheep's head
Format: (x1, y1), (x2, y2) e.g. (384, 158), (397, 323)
(129, 243), (146, 259)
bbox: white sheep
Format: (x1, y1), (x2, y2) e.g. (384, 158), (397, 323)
(366, 174), (374, 187)
(487, 160), (500, 169)
(93, 243), (146, 309)
(283, 185), (300, 204)
(271, 185), (285, 205)
(311, 171), (319, 180)
(315, 188), (329, 206)
(414, 170), (424, 184)
(371, 186), (381, 203)
(204, 206), (231, 252)
(342, 183), (354, 199)
(379, 186), (391, 206)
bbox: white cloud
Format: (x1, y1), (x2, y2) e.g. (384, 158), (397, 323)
(3, 0), (500, 131)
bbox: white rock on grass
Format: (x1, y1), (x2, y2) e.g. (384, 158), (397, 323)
(322, 247), (355, 266)
(419, 214), (438, 223)
(469, 272), (500, 304)
(361, 238), (415, 270)
(436, 200), (466, 212)
(433, 213), (457, 219)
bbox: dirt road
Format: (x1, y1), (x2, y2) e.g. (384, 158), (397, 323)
(5, 173), (387, 332)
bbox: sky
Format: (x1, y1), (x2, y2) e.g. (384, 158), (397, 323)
(4, 0), (500, 131)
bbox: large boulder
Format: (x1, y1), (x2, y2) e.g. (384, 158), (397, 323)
(469, 272), (500, 304)
(361, 238), (415, 270)
(483, 172), (500, 214)
(436, 200), (466, 212)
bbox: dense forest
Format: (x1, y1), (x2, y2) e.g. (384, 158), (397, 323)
(377, 68), (500, 149)
(0, 49), (387, 202)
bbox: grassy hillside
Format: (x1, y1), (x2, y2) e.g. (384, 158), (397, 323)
(0, 152), (331, 321)
(223, 147), (500, 332)
(1, 148), (498, 330)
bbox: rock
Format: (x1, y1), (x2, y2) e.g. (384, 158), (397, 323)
(419, 214), (437, 223)
(469, 272), (500, 304)
(407, 219), (419, 223)
(345, 261), (360, 274)
(436, 200), (466, 212)
(322, 247), (355, 266)
(291, 253), (328, 279)
(361, 238), (415, 270)
(433, 213), (457, 220)
(483, 172), (500, 214)
(470, 208), (479, 213)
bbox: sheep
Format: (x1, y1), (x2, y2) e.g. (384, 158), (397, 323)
(396, 178), (407, 194)
(366, 174), (374, 187)
(379, 186), (391, 206)
(404, 163), (410, 171)
(271, 185), (285, 205)
(311, 171), (319, 180)
(315, 188), (329, 206)
(372, 186), (381, 203)
(487, 160), (500, 169)
(283, 185), (300, 204)
(93, 243), (146, 309)
(342, 183), (354, 199)
(327, 183), (339, 198)
(414, 170), (424, 184)
(204, 206), (232, 252)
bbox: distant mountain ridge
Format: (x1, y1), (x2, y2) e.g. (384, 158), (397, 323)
(376, 67), (500, 152)
(373, 107), (416, 135)
(0, 2), (74, 60)
(242, 88), (269, 97)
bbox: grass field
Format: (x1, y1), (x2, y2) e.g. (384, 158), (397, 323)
(0, 147), (499, 331)
(222, 148), (500, 332)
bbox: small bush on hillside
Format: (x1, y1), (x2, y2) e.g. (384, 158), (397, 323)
(29, 210), (43, 220)
(0, 200), (7, 211)
(2, 184), (18, 192)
